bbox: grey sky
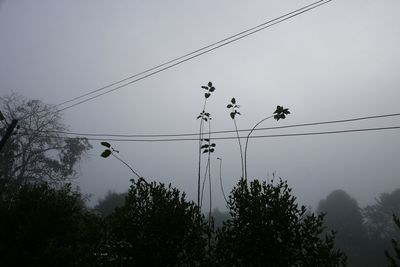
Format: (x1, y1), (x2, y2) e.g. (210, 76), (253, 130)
(1, 0), (399, 209)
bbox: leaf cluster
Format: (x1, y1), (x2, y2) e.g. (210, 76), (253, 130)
(226, 97), (241, 119)
(273, 105), (290, 121)
(201, 138), (216, 154)
(201, 81), (215, 99)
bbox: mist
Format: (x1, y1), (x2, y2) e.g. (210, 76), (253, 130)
(1, 0), (400, 266)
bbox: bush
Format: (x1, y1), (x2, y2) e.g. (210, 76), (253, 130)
(214, 178), (347, 266)
(0, 183), (102, 267)
(105, 178), (210, 266)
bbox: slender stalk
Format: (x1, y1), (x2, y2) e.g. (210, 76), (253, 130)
(111, 153), (149, 185)
(200, 159), (209, 208)
(244, 115), (274, 180)
(233, 118), (244, 179)
(197, 100), (207, 207)
(207, 120), (212, 231)
(217, 158), (228, 204)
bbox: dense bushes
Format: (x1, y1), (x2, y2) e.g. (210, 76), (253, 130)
(214, 178), (346, 266)
(0, 177), (347, 266)
(0, 183), (103, 267)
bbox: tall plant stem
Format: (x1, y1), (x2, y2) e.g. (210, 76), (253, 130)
(207, 121), (212, 231)
(111, 153), (148, 185)
(197, 100), (207, 207)
(233, 118), (244, 179)
(200, 159), (210, 209)
(217, 158), (228, 204)
(244, 115), (274, 180)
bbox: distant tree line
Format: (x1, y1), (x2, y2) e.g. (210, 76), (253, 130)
(318, 188), (400, 267)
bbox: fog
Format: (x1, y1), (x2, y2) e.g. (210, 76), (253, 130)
(1, 0), (399, 211)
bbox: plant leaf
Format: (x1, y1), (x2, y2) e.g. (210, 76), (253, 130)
(208, 81), (212, 87)
(205, 93), (210, 98)
(210, 148), (215, 153)
(209, 87), (215, 92)
(230, 112), (235, 119)
(227, 104), (232, 108)
(101, 142), (111, 148)
(101, 149), (112, 158)
(211, 143), (216, 147)
(231, 98), (236, 104)
(203, 149), (209, 154)
(201, 86), (208, 90)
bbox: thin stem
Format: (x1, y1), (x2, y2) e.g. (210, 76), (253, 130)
(244, 115), (274, 180)
(208, 120), (212, 231)
(233, 118), (244, 179)
(200, 159), (209, 209)
(217, 158), (228, 204)
(111, 153), (143, 182)
(197, 99), (207, 207)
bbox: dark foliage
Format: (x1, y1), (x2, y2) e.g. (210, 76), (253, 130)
(0, 182), (103, 267)
(0, 94), (91, 190)
(214, 178), (347, 266)
(95, 191), (127, 217)
(385, 215), (400, 266)
(105, 178), (210, 266)
(318, 190), (366, 266)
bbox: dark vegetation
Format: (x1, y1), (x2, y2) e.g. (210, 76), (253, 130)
(1, 91), (398, 266)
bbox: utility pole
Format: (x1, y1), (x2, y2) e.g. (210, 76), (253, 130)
(0, 119), (18, 152)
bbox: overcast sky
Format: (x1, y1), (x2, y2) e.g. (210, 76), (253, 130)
(1, 0), (399, 210)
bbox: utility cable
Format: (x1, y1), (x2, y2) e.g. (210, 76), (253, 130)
(22, 126), (400, 142)
(54, 0), (329, 109)
(31, 112), (400, 138)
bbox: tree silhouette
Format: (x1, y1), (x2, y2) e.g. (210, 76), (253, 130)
(0, 94), (91, 191)
(215, 178), (346, 266)
(318, 190), (366, 266)
(105, 178), (210, 266)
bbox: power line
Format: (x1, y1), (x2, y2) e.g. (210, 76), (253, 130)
(34, 112), (400, 138)
(18, 0), (332, 123)
(24, 126), (400, 142)
(54, 0), (329, 110)
(25, 0), (332, 118)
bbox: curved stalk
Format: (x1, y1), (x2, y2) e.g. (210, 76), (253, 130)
(217, 157), (228, 204)
(233, 118), (244, 179)
(200, 159), (210, 209)
(244, 115), (274, 180)
(111, 152), (148, 185)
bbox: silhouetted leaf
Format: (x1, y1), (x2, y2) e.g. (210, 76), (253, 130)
(204, 138), (210, 142)
(230, 112), (235, 119)
(196, 115), (202, 119)
(101, 149), (111, 158)
(201, 144), (209, 149)
(208, 81), (212, 87)
(101, 142), (111, 148)
(211, 143), (216, 147)
(203, 149), (209, 153)
(231, 98), (236, 104)
(227, 104), (233, 108)
(205, 93), (211, 98)
(210, 148), (215, 153)
(209, 87), (215, 92)
(201, 86), (208, 90)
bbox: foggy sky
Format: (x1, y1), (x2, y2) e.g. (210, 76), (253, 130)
(1, 0), (399, 210)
